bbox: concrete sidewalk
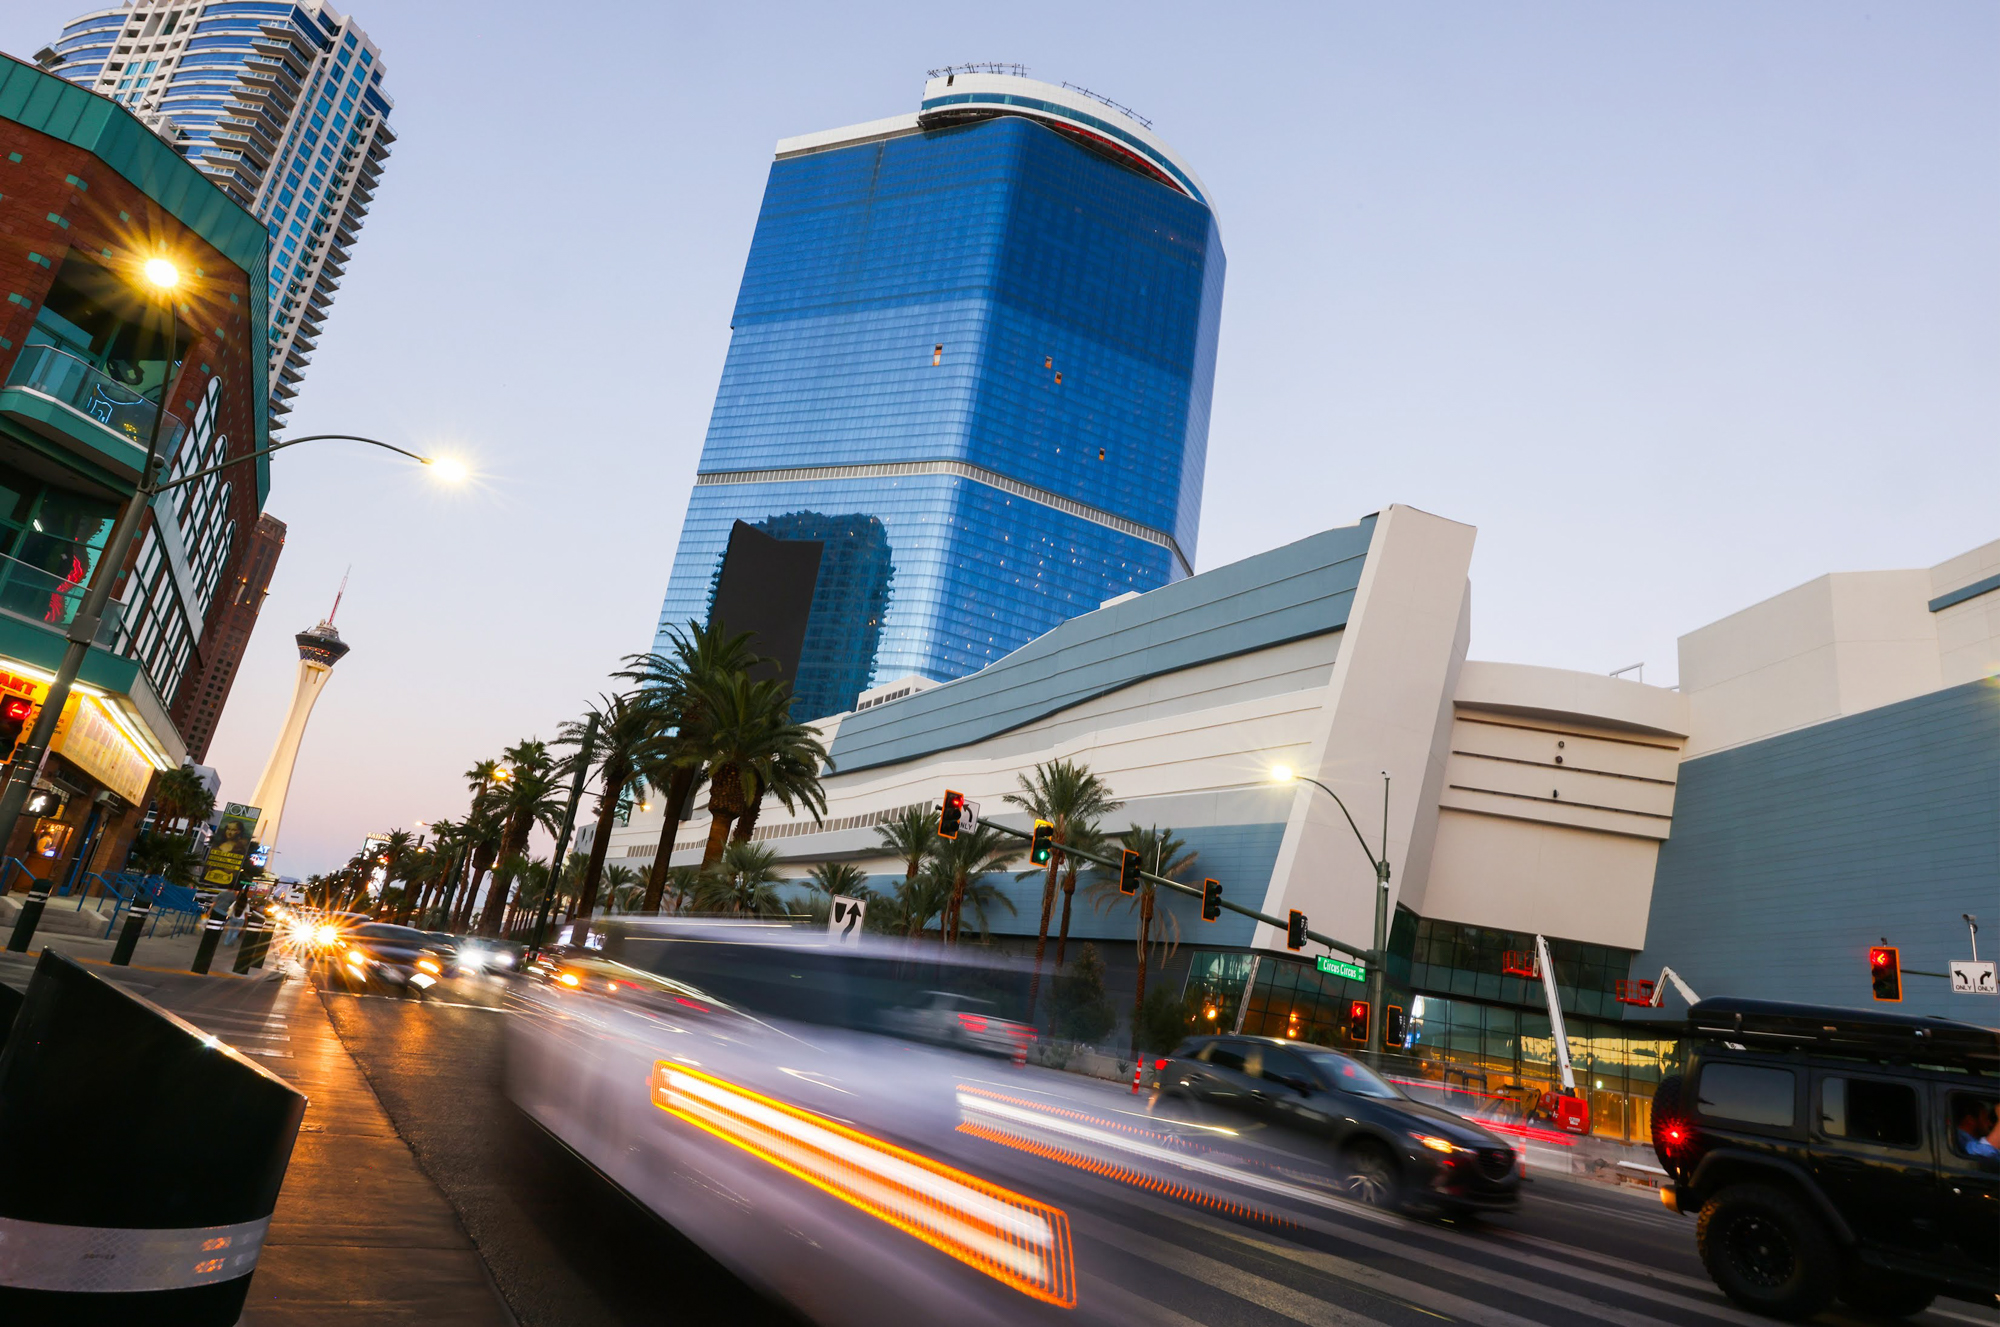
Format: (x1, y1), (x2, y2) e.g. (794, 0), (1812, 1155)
(0, 949), (514, 1325)
(238, 982), (516, 1326)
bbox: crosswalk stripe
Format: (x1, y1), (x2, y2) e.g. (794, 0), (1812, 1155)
(1081, 1275), (1215, 1327)
(1082, 1220), (1397, 1327)
(1490, 1226), (1717, 1295)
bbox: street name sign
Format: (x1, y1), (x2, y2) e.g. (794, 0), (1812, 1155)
(829, 895), (867, 944)
(1950, 960), (1996, 995)
(1317, 956), (1367, 982)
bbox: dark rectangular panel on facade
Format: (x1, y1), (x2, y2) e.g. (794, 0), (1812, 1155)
(708, 520), (822, 695)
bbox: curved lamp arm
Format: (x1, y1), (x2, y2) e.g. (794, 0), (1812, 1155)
(148, 433), (435, 496)
(1293, 774), (1388, 878)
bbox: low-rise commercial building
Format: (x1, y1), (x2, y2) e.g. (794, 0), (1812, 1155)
(0, 54), (272, 886)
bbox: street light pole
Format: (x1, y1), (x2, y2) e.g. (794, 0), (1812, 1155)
(4, 257), (459, 957)
(1277, 768), (1393, 1057)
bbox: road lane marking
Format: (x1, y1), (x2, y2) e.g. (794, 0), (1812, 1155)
(1082, 1219), (1400, 1327)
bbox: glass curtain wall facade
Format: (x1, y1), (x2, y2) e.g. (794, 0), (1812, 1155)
(658, 108), (1224, 719)
(43, 2), (394, 429)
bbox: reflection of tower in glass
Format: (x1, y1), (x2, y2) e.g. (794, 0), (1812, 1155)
(247, 589), (351, 851)
(748, 511), (893, 720)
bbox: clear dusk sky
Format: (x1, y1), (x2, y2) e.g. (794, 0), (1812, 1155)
(3, 2), (1994, 877)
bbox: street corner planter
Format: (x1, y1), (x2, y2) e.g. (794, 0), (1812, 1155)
(0, 948), (307, 1324)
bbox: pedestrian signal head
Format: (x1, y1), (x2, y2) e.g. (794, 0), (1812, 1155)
(938, 789), (965, 839)
(1868, 945), (1901, 1002)
(1286, 909), (1307, 950)
(1117, 848), (1141, 895)
(1201, 878), (1221, 922)
(1029, 820), (1054, 866)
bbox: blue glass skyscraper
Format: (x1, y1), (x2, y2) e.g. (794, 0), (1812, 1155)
(657, 71), (1224, 718)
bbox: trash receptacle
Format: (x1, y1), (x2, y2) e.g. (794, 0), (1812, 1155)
(0, 948), (306, 1324)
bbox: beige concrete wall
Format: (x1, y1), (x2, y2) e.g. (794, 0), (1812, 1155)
(1932, 538), (2000, 688)
(1679, 570), (1940, 756)
(1421, 809), (1663, 949)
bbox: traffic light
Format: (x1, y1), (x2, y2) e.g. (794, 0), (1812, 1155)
(1029, 820), (1054, 866)
(1385, 1004), (1406, 1046)
(1201, 878), (1222, 922)
(1869, 945), (1902, 1002)
(1286, 909), (1307, 950)
(0, 694), (31, 761)
(1346, 999), (1370, 1044)
(938, 790), (965, 839)
(1117, 848), (1141, 895)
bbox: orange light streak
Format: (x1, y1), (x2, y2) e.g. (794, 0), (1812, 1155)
(650, 1062), (1076, 1308)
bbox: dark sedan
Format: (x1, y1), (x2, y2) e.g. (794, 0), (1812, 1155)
(1159, 1035), (1521, 1213)
(335, 922), (449, 994)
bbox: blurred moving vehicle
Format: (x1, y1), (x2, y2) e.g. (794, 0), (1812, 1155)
(881, 989), (1036, 1059)
(334, 922), (450, 994)
(1654, 997), (2000, 1321)
(1158, 1034), (1520, 1213)
(438, 933), (518, 975)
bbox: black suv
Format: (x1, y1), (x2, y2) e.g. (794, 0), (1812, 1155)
(1158, 1034), (1521, 1212)
(1654, 997), (2000, 1320)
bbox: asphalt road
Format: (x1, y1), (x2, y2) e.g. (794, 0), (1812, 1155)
(306, 969), (2000, 1327)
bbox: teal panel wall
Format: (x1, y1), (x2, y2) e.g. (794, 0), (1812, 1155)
(1632, 677), (2000, 1022)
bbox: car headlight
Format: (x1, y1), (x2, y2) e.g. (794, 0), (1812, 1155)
(315, 924), (340, 947)
(344, 949), (368, 969)
(494, 951), (515, 967)
(1413, 1133), (1459, 1154)
(416, 958), (441, 976)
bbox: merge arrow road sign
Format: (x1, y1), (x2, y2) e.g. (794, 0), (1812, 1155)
(1950, 960), (1996, 995)
(829, 895), (868, 945)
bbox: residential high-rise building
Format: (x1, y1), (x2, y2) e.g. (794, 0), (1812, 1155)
(38, 1), (393, 429)
(174, 511), (286, 762)
(654, 70), (1225, 719)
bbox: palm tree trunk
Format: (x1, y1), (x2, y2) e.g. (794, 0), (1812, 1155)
(1055, 859), (1079, 968)
(641, 765), (700, 912)
(1131, 889), (1154, 1062)
(701, 810), (734, 868)
(476, 865), (511, 936)
(946, 868), (970, 945)
(731, 795), (763, 844)
(570, 796), (619, 925)
(1028, 852), (1061, 1020)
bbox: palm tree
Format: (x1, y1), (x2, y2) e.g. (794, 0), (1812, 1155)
(874, 804), (934, 897)
(662, 864), (701, 914)
(879, 869), (951, 938)
(805, 860), (867, 897)
(923, 854), (1016, 942)
(127, 830), (202, 888)
(926, 824), (1018, 944)
(614, 621), (760, 912)
(457, 760), (507, 929)
(693, 841), (786, 917)
(374, 829), (417, 923)
(557, 691), (673, 927)
(478, 742), (562, 935)
(687, 673), (829, 869)
(1086, 824), (1198, 1062)
(602, 864), (644, 912)
(1005, 759), (1122, 1017)
(153, 765), (214, 835)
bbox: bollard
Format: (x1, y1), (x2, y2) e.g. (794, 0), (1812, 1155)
(4, 874), (50, 954)
(110, 893), (153, 966)
(0, 948), (306, 1323)
(232, 910), (270, 974)
(190, 902), (229, 975)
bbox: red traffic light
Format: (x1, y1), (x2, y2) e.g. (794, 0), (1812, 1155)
(938, 789), (965, 839)
(0, 696), (32, 721)
(1346, 998), (1369, 1044)
(1868, 945), (1901, 1002)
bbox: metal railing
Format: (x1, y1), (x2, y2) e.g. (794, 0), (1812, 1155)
(0, 546), (125, 647)
(4, 342), (185, 459)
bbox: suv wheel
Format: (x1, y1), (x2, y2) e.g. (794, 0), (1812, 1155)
(1838, 1271), (1935, 1319)
(1341, 1139), (1401, 1210)
(1696, 1183), (1836, 1320)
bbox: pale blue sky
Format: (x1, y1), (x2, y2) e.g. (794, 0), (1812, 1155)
(4, 2), (1994, 875)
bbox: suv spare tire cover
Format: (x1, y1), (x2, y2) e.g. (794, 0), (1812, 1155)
(1652, 1074), (1683, 1170)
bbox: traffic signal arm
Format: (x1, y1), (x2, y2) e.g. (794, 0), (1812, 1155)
(970, 814), (1372, 963)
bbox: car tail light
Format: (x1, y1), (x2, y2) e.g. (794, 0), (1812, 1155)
(957, 1012), (989, 1033)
